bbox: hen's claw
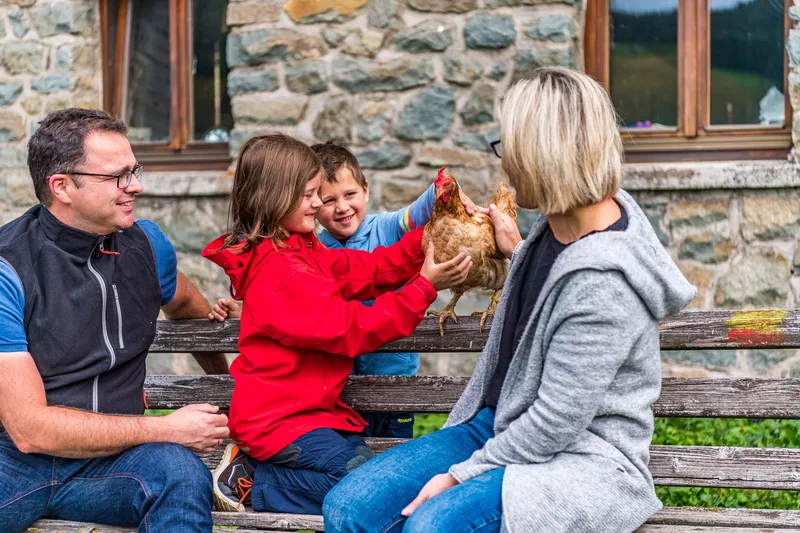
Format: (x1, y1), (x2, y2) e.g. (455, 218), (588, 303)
(427, 308), (458, 337)
(471, 291), (501, 333)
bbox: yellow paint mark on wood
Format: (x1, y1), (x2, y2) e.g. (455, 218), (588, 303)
(725, 309), (787, 333)
(284, 0), (368, 20)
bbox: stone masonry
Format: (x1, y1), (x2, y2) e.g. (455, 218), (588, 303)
(1, 0), (800, 378)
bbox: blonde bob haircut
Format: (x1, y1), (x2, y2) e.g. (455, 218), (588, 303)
(500, 67), (622, 214)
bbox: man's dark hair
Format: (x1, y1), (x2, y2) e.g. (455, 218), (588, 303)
(310, 142), (368, 189)
(28, 108), (128, 205)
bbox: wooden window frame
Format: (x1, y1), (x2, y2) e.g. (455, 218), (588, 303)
(585, 0), (793, 163)
(99, 0), (231, 171)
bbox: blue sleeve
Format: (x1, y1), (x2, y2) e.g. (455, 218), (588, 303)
(0, 259), (27, 352)
(374, 184), (436, 243)
(137, 220), (178, 306)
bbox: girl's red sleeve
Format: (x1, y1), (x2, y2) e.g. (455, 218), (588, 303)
(245, 254), (437, 358)
(322, 227), (426, 301)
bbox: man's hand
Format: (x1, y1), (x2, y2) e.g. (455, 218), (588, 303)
(161, 404), (229, 454)
(208, 298), (241, 322)
(401, 473), (459, 516)
(420, 244), (472, 291)
(489, 204), (523, 259)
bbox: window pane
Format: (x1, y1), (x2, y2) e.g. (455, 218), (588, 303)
(610, 0), (679, 130)
(125, 0), (171, 143)
(709, 0), (785, 126)
(193, 0), (232, 142)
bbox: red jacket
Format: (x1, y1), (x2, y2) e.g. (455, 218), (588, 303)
(202, 228), (436, 460)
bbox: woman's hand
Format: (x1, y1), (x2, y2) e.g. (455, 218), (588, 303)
(459, 189), (489, 216)
(208, 298), (241, 321)
(489, 204), (522, 259)
(420, 243), (472, 290)
(401, 473), (460, 516)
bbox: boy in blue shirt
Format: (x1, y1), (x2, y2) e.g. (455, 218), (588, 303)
(311, 143), (479, 438)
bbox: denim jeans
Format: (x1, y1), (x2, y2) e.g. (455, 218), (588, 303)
(0, 437), (213, 533)
(323, 408), (503, 533)
(251, 428), (374, 515)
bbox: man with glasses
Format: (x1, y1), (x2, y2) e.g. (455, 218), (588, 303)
(0, 108), (230, 532)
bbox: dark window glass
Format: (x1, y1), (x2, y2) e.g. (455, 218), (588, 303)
(709, 0), (785, 126)
(193, 0), (233, 142)
(125, 0), (171, 142)
(609, 0), (679, 130)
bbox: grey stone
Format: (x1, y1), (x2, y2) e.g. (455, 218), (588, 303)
(9, 10), (28, 38)
(356, 143), (411, 169)
(31, 72), (73, 94)
(0, 82), (23, 106)
(0, 111), (24, 142)
(0, 146), (27, 169)
(513, 47), (576, 81)
(714, 251), (790, 307)
(794, 247), (800, 275)
(453, 129), (499, 153)
(525, 15), (576, 42)
(284, 0), (368, 24)
(332, 57), (434, 93)
(30, 3), (93, 37)
(485, 0), (577, 5)
(749, 349), (794, 371)
(487, 62), (506, 81)
(368, 0), (403, 30)
(417, 144), (486, 170)
(357, 101), (393, 143)
(661, 350), (737, 369)
(394, 20), (454, 53)
(227, 29), (326, 67)
(640, 203), (670, 246)
(464, 15), (515, 50)
(227, 69), (278, 96)
(323, 27), (349, 47)
(791, 5), (800, 21)
(678, 235), (735, 264)
(342, 29), (385, 58)
(790, 29), (800, 66)
(408, 0), (477, 12)
(460, 83), (495, 126)
(285, 62), (328, 94)
(313, 95), (353, 144)
(1, 42), (47, 75)
(517, 208), (541, 238)
(443, 54), (482, 86)
(394, 87), (455, 141)
(231, 93), (309, 125)
(0, 16), (4, 38)
(55, 45), (72, 69)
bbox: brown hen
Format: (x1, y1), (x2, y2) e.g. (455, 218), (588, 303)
(422, 166), (518, 336)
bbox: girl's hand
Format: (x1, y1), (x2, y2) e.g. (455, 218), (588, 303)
(401, 473), (459, 516)
(459, 189), (489, 216)
(208, 298), (241, 321)
(489, 204), (522, 259)
(420, 243), (472, 291)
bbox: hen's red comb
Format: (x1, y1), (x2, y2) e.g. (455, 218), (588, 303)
(435, 166), (448, 187)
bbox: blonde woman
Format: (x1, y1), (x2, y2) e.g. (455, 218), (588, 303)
(322, 67), (696, 533)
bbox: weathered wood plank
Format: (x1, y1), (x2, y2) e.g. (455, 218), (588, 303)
(144, 374), (800, 419)
(30, 508), (800, 532)
(149, 309), (800, 353)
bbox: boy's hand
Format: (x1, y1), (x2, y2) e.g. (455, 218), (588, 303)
(459, 189), (489, 216)
(420, 243), (472, 290)
(208, 298), (241, 321)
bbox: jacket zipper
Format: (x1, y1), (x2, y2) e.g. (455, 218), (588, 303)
(111, 284), (124, 349)
(87, 245), (117, 412)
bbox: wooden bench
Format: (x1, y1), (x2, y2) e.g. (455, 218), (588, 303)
(30, 309), (800, 532)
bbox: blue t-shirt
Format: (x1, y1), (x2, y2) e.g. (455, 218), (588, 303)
(317, 184), (435, 377)
(0, 220), (178, 353)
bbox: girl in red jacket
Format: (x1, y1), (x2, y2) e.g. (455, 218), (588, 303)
(202, 133), (471, 515)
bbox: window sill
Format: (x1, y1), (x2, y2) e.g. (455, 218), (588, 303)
(622, 160), (800, 191)
(138, 169), (232, 197)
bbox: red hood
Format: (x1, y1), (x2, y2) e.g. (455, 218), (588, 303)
(202, 232), (322, 299)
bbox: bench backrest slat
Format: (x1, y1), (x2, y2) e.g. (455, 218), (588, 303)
(150, 310), (800, 353)
(144, 375), (800, 418)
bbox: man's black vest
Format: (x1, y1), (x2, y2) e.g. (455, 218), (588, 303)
(0, 205), (162, 414)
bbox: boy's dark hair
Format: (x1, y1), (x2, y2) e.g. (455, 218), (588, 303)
(28, 108), (128, 205)
(310, 142), (368, 189)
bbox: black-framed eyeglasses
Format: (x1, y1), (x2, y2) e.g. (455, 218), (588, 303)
(66, 164), (143, 189)
(490, 140), (502, 159)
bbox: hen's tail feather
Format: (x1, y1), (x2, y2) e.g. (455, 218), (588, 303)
(491, 182), (517, 222)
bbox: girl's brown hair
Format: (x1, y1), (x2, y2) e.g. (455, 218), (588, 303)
(225, 133), (322, 250)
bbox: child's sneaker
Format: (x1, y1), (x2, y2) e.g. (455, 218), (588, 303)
(212, 443), (255, 512)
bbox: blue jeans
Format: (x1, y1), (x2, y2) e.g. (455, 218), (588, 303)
(323, 408), (503, 533)
(251, 428), (374, 515)
(0, 437), (213, 533)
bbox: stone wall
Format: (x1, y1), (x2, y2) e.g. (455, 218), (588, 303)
(1, 0), (800, 378)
